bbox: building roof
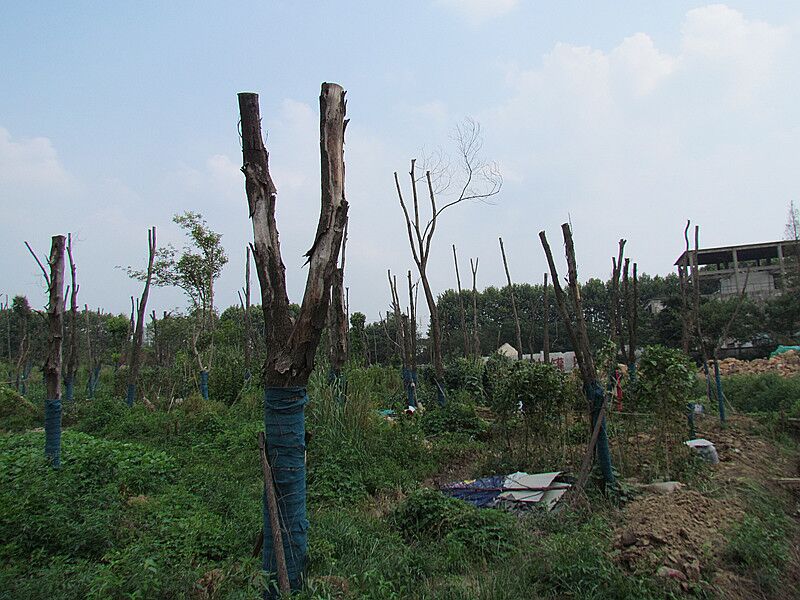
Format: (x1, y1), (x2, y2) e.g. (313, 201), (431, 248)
(674, 240), (798, 267)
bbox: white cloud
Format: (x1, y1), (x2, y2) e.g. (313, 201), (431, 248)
(0, 127), (74, 189)
(611, 33), (676, 96)
(437, 0), (519, 23)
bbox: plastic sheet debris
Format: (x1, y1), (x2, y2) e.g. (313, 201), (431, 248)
(441, 471), (571, 511)
(684, 439), (719, 464)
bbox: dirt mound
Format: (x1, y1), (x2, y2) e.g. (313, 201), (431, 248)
(616, 488), (743, 579)
(702, 350), (800, 378)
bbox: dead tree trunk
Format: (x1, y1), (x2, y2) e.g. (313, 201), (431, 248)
(470, 258), (480, 358)
(127, 227), (156, 407)
(609, 239), (626, 359)
(679, 221), (692, 355)
(239, 84), (348, 595)
(243, 245), (253, 381)
(63, 234), (79, 402)
(84, 304), (101, 398)
(499, 237), (523, 360)
(452, 244), (470, 358)
(27, 236), (65, 468)
(540, 225), (614, 490)
(388, 270), (416, 407)
(628, 262), (638, 379)
(327, 222), (349, 401)
(542, 273), (550, 364)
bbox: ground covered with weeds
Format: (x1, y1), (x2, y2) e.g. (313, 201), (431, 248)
(1, 366), (799, 599)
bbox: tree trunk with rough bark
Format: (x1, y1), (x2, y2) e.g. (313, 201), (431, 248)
(44, 236), (65, 468)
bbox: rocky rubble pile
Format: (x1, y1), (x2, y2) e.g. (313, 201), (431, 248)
(702, 350), (800, 377)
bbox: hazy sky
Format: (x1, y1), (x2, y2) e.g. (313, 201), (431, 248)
(2, 1), (799, 323)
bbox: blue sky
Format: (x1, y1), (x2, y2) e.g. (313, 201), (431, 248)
(2, 1), (799, 322)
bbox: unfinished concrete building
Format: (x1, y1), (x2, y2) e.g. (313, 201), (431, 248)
(674, 240), (798, 300)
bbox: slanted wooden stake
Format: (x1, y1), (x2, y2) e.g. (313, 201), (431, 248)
(499, 237), (523, 360)
(258, 431), (290, 595)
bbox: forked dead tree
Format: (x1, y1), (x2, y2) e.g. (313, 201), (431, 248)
(622, 260), (639, 379)
(238, 84), (348, 595)
(127, 227), (156, 406)
(394, 120), (501, 403)
(470, 258), (480, 357)
(388, 270), (417, 407)
(540, 224), (614, 490)
(63, 234), (79, 402)
(499, 237), (522, 360)
(26, 236), (66, 468)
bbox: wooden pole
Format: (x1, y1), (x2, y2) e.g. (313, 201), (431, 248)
(499, 237), (523, 360)
(258, 432), (290, 596)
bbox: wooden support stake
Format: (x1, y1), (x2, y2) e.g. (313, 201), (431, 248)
(258, 431), (290, 596)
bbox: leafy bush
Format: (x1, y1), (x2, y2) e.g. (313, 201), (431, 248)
(421, 394), (487, 438)
(482, 352), (513, 406)
(494, 360), (567, 436)
(391, 488), (518, 563)
(0, 384), (39, 431)
(636, 345), (695, 415)
(442, 357), (485, 400)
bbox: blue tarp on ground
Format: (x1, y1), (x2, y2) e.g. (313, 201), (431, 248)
(440, 475), (506, 508)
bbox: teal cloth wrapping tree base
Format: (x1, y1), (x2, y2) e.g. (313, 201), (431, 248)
(263, 386), (308, 597)
(713, 360), (726, 422)
(585, 381), (615, 484)
(402, 368), (417, 408)
(126, 383), (136, 407)
(64, 376), (75, 402)
(200, 370), (209, 400)
(44, 399), (62, 469)
(87, 365), (101, 398)
(435, 379), (446, 407)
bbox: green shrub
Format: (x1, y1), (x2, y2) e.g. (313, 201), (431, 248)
(421, 395), (487, 438)
(442, 357), (485, 400)
(494, 360), (567, 435)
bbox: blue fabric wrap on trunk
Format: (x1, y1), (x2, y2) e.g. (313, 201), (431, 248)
(402, 368), (417, 407)
(200, 370), (209, 400)
(64, 377), (74, 402)
(584, 381), (614, 484)
(126, 383), (136, 407)
(44, 399), (62, 468)
(263, 386), (309, 596)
